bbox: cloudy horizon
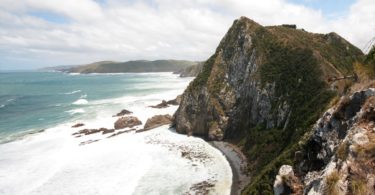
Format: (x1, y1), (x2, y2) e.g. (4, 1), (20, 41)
(0, 0), (374, 70)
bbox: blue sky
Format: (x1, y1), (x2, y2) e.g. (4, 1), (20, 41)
(289, 0), (355, 18)
(0, 0), (374, 70)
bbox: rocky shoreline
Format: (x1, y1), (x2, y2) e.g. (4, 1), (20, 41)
(210, 141), (250, 195)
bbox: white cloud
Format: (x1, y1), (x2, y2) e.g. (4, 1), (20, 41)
(0, 0), (374, 69)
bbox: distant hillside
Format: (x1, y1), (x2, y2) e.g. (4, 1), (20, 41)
(174, 62), (204, 77)
(61, 60), (198, 73)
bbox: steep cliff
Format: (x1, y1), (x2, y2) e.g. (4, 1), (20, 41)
(274, 87), (375, 195)
(173, 16), (363, 194)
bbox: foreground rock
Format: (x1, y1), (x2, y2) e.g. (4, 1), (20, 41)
(273, 165), (302, 195)
(72, 123), (84, 128)
(113, 109), (132, 117)
(114, 116), (142, 129)
(275, 88), (375, 194)
(143, 114), (172, 130)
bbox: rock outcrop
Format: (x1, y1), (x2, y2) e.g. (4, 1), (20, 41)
(113, 109), (132, 117)
(172, 16), (363, 194)
(72, 123), (84, 128)
(114, 116), (142, 129)
(173, 16), (362, 140)
(72, 128), (114, 136)
(275, 88), (375, 195)
(143, 114), (172, 130)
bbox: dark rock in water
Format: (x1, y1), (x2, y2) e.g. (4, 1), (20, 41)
(72, 123), (84, 128)
(143, 114), (172, 131)
(107, 128), (136, 138)
(114, 116), (142, 129)
(113, 109), (132, 117)
(150, 100), (169, 108)
(72, 127), (114, 136)
(166, 95), (182, 105)
(101, 128), (115, 134)
(72, 128), (102, 136)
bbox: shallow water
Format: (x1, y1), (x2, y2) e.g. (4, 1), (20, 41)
(0, 71), (232, 195)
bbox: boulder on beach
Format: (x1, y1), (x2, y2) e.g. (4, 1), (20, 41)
(113, 109), (133, 117)
(72, 123), (84, 128)
(101, 128), (115, 134)
(166, 95), (182, 105)
(114, 116), (142, 129)
(72, 128), (102, 136)
(150, 100), (169, 108)
(143, 114), (172, 130)
(72, 128), (115, 136)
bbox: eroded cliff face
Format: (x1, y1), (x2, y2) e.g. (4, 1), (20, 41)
(173, 16), (362, 140)
(274, 87), (375, 195)
(173, 16), (364, 194)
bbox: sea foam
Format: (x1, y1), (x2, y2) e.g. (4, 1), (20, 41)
(72, 99), (88, 105)
(0, 74), (232, 195)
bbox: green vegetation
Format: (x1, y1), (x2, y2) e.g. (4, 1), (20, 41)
(365, 45), (375, 65)
(188, 54), (216, 91)
(242, 39), (336, 194)
(265, 27), (363, 75)
(68, 60), (197, 73)
(179, 17), (362, 194)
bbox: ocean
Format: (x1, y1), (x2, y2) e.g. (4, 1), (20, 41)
(0, 71), (232, 194)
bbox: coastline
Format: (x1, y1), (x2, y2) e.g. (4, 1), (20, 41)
(210, 141), (250, 195)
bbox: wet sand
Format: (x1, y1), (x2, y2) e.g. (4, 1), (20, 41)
(210, 141), (250, 195)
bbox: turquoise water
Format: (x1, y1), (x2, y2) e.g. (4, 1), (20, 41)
(0, 71), (186, 143)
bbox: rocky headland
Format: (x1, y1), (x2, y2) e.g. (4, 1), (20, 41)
(172, 16), (370, 194)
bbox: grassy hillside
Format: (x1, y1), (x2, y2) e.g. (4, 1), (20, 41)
(67, 60), (197, 73)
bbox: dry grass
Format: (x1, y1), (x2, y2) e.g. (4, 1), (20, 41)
(324, 170), (340, 195)
(350, 179), (367, 195)
(337, 141), (349, 160)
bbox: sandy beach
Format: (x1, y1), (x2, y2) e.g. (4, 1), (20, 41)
(210, 141), (250, 195)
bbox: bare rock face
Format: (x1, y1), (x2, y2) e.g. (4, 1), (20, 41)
(114, 116), (142, 129)
(143, 114), (172, 130)
(276, 88), (375, 195)
(273, 165), (302, 195)
(173, 16), (362, 141)
(113, 109), (132, 117)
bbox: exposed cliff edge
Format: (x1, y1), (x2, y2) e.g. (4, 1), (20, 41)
(274, 87), (375, 195)
(173, 16), (364, 194)
(273, 46), (375, 195)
